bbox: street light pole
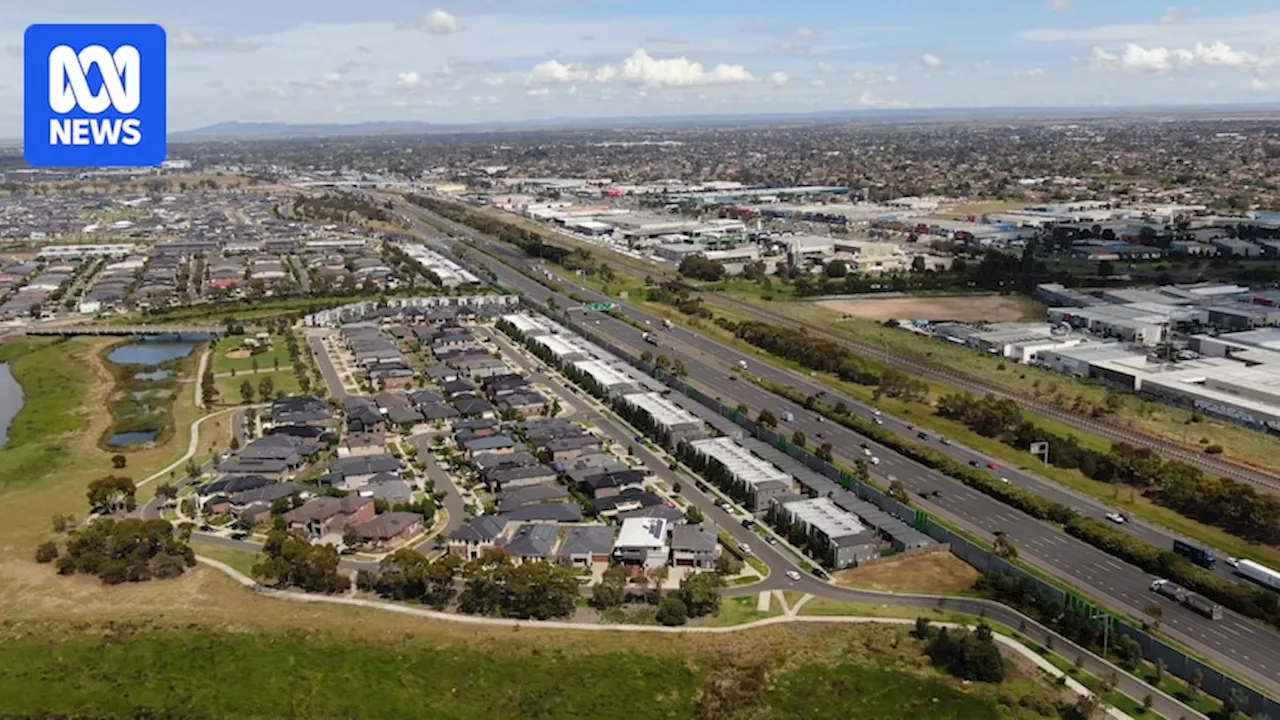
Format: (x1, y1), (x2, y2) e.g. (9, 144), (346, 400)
(1092, 612), (1110, 660)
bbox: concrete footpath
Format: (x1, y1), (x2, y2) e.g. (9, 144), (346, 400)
(197, 556), (1132, 719)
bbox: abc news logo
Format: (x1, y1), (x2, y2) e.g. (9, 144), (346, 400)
(24, 24), (167, 167)
(48, 44), (143, 146)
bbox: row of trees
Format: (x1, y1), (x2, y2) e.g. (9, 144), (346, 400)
(253, 528), (351, 593)
(937, 391), (1280, 545)
(761, 380), (1280, 630)
(733, 320), (879, 385)
(48, 518), (195, 585)
(677, 255), (727, 282)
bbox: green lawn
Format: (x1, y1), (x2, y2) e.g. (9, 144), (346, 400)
(0, 338), (92, 491)
(213, 370), (300, 406)
(192, 539), (260, 577)
(0, 623), (1065, 719)
(210, 335), (291, 374)
(695, 594), (779, 627)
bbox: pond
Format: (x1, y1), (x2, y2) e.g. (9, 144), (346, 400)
(107, 430), (159, 446)
(134, 369), (172, 382)
(106, 341), (196, 366)
(0, 363), (23, 448)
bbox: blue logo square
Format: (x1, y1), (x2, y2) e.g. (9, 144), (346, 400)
(24, 23), (167, 168)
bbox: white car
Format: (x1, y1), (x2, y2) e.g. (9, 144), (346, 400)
(872, 410), (881, 416)
(873, 417), (884, 425)
(1000, 477), (1010, 484)
(863, 448), (873, 456)
(870, 456), (881, 465)
(785, 570), (802, 582)
(1106, 512), (1126, 524)
(739, 543), (752, 555)
(1227, 557), (1240, 568)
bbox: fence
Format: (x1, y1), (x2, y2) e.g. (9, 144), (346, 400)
(482, 260), (1279, 716)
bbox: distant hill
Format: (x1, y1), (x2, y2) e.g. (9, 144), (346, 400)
(173, 103), (1280, 140)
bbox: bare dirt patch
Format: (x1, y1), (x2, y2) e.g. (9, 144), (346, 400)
(818, 295), (1036, 323)
(224, 349), (252, 360)
(833, 552), (981, 595)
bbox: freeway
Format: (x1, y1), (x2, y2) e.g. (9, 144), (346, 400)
(405, 203), (1280, 693)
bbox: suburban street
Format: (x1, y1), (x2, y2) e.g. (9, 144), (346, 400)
(400, 200), (1280, 692)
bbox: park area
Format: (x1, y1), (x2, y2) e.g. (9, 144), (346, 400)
(816, 294), (1044, 323)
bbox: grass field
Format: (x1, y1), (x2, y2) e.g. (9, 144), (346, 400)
(210, 334), (291, 374)
(696, 594), (781, 627)
(213, 370), (300, 406)
(0, 338), (94, 492)
(834, 552), (982, 595)
(192, 540), (261, 577)
(817, 294), (1047, 323)
(0, 617), (1053, 720)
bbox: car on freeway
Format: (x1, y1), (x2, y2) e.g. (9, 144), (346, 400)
(1227, 557), (1240, 568)
(785, 570), (802, 581)
(872, 409), (881, 416)
(695, 481), (708, 492)
(767, 535), (778, 545)
(862, 447), (872, 456)
(986, 461), (998, 470)
(815, 431), (825, 439)
(1000, 477), (1010, 484)
(917, 431), (928, 440)
(1106, 512), (1126, 524)
(940, 437), (952, 445)
(870, 456), (881, 465)
(728, 374), (737, 381)
(969, 460), (982, 468)
(816, 415), (825, 423)
(907, 424), (915, 430)
(873, 417), (884, 425)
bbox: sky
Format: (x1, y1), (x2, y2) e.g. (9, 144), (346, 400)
(1, 0), (1278, 133)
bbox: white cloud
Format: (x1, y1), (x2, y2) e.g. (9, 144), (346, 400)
(1159, 6), (1181, 25)
(169, 30), (260, 52)
(816, 61), (837, 74)
(1049, 0), (1072, 9)
(1020, 11), (1280, 45)
(425, 9), (463, 35)
(794, 27), (820, 40)
(526, 87), (550, 97)
(852, 71), (898, 85)
(1014, 68), (1047, 79)
(483, 75), (506, 86)
(974, 59), (993, 71)
(769, 71), (789, 87)
(920, 52), (943, 69)
(1249, 76), (1268, 91)
(1089, 41), (1265, 73)
(395, 70), (422, 88)
(526, 58), (594, 85)
(616, 49), (755, 87)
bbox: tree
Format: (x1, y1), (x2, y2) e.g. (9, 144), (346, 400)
(888, 480), (909, 503)
(656, 595), (689, 626)
(1115, 634), (1142, 671)
(110, 454), (127, 469)
(715, 552), (744, 576)
(815, 442), (834, 462)
(924, 623), (1005, 683)
(668, 358), (687, 377)
(685, 505), (705, 525)
(239, 379), (256, 405)
(254, 529), (350, 593)
(342, 527), (363, 550)
(678, 571), (725, 617)
(592, 564), (629, 609)
(258, 375), (275, 401)
(678, 254), (726, 282)
(86, 476), (137, 514)
(644, 564), (669, 601)
(56, 517), (194, 584)
(34, 541), (59, 563)
(911, 255), (928, 273)
(155, 483), (176, 500)
(756, 409), (777, 428)
(791, 430), (806, 448)
(823, 259), (847, 278)
(992, 532), (1018, 560)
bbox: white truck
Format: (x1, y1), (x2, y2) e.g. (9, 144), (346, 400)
(738, 360), (748, 369)
(663, 318), (673, 329)
(1236, 559), (1280, 591)
(642, 332), (659, 346)
(1150, 579), (1223, 620)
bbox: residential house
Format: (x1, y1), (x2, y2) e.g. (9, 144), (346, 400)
(497, 485), (570, 513)
(496, 390), (549, 419)
(542, 434), (601, 461)
(344, 397), (385, 433)
(453, 394), (495, 418)
(359, 474), (415, 504)
(558, 525), (615, 567)
(580, 469), (646, 500)
(325, 454), (402, 490)
(375, 392), (412, 410)
(283, 495), (376, 541)
(502, 524), (559, 564)
(462, 434), (517, 459)
(499, 503), (583, 523)
(343, 431), (387, 457)
(595, 488), (665, 520)
(352, 511), (423, 549)
(448, 515), (506, 560)
(612, 516), (670, 568)
(270, 395), (335, 428)
(482, 463), (558, 493)
(671, 523), (718, 569)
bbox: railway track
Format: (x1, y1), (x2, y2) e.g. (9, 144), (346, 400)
(707, 291), (1280, 493)
(404, 195), (1280, 492)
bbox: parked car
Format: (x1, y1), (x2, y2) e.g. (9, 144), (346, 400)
(230, 531), (248, 541)
(1000, 477), (1010, 484)
(766, 535), (778, 546)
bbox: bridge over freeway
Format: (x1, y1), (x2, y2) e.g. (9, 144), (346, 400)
(23, 324), (224, 337)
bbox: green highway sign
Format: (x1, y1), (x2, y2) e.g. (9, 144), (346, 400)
(583, 302), (615, 311)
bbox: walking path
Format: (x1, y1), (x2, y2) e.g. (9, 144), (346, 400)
(197, 556), (1130, 719)
(194, 348), (211, 409)
(139, 407), (241, 488)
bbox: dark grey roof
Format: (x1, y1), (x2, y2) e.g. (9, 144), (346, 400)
(329, 454), (401, 477)
(499, 503), (583, 523)
(497, 485), (570, 512)
(558, 525), (615, 557)
(594, 489), (664, 514)
(450, 514), (506, 542)
(502, 524), (558, 558)
(671, 523), (717, 553)
(218, 457), (291, 475)
(463, 434), (516, 451)
(355, 511), (422, 540)
(386, 406), (424, 425)
(230, 482), (304, 506)
(201, 474), (269, 496)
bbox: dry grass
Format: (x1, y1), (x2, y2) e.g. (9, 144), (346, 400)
(833, 552), (982, 595)
(817, 295), (1044, 323)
